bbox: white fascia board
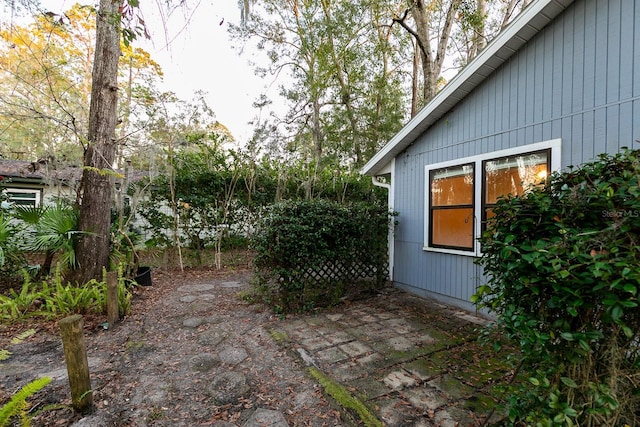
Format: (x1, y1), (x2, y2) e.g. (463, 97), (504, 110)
(360, 0), (574, 177)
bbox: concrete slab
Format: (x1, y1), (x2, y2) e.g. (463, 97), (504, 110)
(338, 341), (372, 357)
(428, 374), (475, 400)
(316, 346), (349, 364)
(332, 360), (363, 382)
(356, 352), (383, 366)
(275, 285), (515, 426)
(323, 331), (352, 345)
(386, 336), (415, 352)
(177, 283), (217, 293)
(301, 336), (331, 351)
(349, 376), (389, 399)
(383, 370), (417, 390)
(380, 318), (414, 334)
(403, 387), (447, 411)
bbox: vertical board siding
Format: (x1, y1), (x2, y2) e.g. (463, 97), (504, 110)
(392, 0), (640, 307)
(606, 0), (621, 104)
(635, 1), (640, 97)
(571, 1), (585, 113)
(583, 0), (597, 110)
(620, 4), (634, 97)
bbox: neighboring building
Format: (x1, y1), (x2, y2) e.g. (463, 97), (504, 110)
(0, 159), (141, 208)
(0, 159), (82, 207)
(361, 0), (639, 311)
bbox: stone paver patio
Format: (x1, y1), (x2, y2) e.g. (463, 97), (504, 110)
(273, 287), (513, 426)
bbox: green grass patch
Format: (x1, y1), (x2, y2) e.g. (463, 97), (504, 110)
(308, 367), (382, 427)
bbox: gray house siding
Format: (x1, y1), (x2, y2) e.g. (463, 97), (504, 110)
(392, 0), (640, 310)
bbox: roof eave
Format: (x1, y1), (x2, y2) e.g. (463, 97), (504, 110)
(360, 0), (575, 176)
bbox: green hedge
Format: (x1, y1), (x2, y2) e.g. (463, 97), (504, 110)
(474, 148), (640, 426)
(252, 200), (393, 313)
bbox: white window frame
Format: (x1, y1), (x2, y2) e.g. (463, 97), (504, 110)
(3, 188), (42, 207)
(424, 138), (562, 257)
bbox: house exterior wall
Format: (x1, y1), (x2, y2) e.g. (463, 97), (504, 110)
(392, 0), (640, 311)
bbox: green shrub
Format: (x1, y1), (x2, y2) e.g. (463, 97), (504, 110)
(474, 148), (640, 426)
(252, 200), (393, 313)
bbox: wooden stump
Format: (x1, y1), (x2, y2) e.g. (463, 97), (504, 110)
(59, 314), (93, 413)
(106, 271), (119, 328)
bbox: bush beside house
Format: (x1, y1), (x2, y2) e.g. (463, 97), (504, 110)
(474, 148), (640, 426)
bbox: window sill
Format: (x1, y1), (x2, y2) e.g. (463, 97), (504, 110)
(422, 246), (479, 257)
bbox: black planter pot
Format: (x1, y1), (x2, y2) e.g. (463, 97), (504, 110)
(134, 266), (152, 286)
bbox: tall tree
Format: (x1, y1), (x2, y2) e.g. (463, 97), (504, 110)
(0, 3), (162, 164)
(394, 0), (532, 110)
(232, 0), (407, 165)
(393, 0), (461, 104)
(0, 10), (89, 161)
(0, 1), (164, 283)
(69, 0), (122, 284)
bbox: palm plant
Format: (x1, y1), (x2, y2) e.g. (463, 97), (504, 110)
(14, 204), (84, 278)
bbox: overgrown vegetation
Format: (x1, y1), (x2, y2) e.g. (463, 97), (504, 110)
(138, 144), (386, 257)
(474, 148), (640, 426)
(0, 268), (131, 322)
(251, 200), (393, 313)
(0, 201), (133, 323)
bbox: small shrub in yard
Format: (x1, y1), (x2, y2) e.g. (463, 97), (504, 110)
(252, 200), (393, 313)
(474, 148), (640, 426)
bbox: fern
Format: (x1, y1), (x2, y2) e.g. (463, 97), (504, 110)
(0, 329), (36, 364)
(10, 329), (36, 345)
(0, 376), (51, 427)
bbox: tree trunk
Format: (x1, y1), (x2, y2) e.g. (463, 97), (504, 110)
(402, 0), (460, 103)
(411, 40), (420, 117)
(70, 0), (121, 284)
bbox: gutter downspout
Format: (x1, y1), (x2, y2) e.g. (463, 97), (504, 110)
(371, 170), (394, 282)
(371, 175), (390, 191)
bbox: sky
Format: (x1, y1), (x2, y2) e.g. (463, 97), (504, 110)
(136, 0), (280, 143)
(46, 0), (280, 143)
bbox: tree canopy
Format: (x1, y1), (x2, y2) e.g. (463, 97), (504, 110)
(0, 0), (531, 282)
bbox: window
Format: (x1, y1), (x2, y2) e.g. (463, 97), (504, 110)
(429, 163), (475, 250)
(424, 139), (560, 256)
(3, 188), (42, 207)
(482, 150), (550, 232)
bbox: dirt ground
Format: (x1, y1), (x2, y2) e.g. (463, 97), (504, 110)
(0, 265), (345, 426)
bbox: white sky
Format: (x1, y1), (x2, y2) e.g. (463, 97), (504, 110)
(137, 0), (278, 143)
(47, 0), (280, 144)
